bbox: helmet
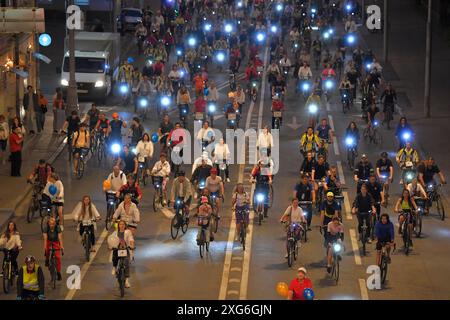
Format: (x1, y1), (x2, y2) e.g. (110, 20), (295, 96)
(326, 192), (334, 198)
(112, 112), (119, 119)
(25, 255), (36, 264)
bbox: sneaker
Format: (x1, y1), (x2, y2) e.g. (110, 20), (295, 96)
(307, 227), (312, 231)
(111, 268), (116, 276)
(226, 178), (231, 183)
(327, 266), (332, 274)
(125, 278), (131, 288)
(57, 272), (62, 281)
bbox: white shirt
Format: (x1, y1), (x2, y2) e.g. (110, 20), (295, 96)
(298, 66), (312, 79)
(208, 87), (218, 102)
(107, 229), (134, 249)
(73, 202), (101, 224)
(279, 57), (292, 67)
(108, 171), (127, 192)
(0, 232), (22, 250)
(256, 131), (274, 149)
(168, 70), (181, 80)
(197, 127), (215, 142)
(214, 143), (231, 161)
(281, 205), (306, 224)
(151, 160), (171, 177)
(407, 183), (427, 198)
(345, 21), (357, 33)
(113, 201), (140, 225)
(0, 121), (9, 140)
(43, 180), (64, 202)
(136, 140), (154, 162)
(235, 91), (245, 104)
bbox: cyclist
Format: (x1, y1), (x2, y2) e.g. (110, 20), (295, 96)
(395, 117), (414, 150)
(321, 63), (336, 81)
(354, 154), (375, 194)
(375, 213), (395, 266)
(325, 216), (344, 274)
(396, 142), (420, 185)
(117, 145), (138, 176)
(352, 184), (377, 244)
(196, 196), (213, 243)
(118, 59), (133, 86)
(232, 183), (251, 242)
(72, 123), (90, 175)
(151, 153), (171, 205)
(113, 194), (141, 235)
(267, 61), (281, 87)
(42, 216), (64, 281)
(279, 54), (292, 80)
(394, 189), (418, 246)
(345, 121), (360, 154)
(129, 118), (144, 148)
(62, 110), (80, 147)
(117, 174), (142, 205)
(280, 198), (307, 248)
(324, 166), (342, 194)
(380, 83), (397, 126)
(366, 101), (380, 131)
(0, 221), (22, 276)
(271, 95), (284, 129)
(192, 158), (213, 190)
(316, 118), (334, 147)
(294, 174), (315, 229)
(305, 91), (321, 127)
(109, 113), (127, 145)
(196, 121), (215, 151)
(27, 159), (53, 189)
(16, 256), (45, 300)
(300, 152), (316, 177)
(213, 138), (231, 182)
(367, 174), (385, 219)
(158, 114), (174, 154)
(251, 160), (273, 218)
(135, 75), (153, 109)
(256, 125), (274, 158)
(170, 171), (193, 210)
(300, 127), (321, 158)
(320, 192), (340, 238)
(407, 178), (428, 213)
(136, 133), (154, 177)
(94, 113), (110, 141)
(86, 103), (100, 132)
(192, 151), (213, 174)
(417, 156), (446, 188)
(107, 220), (134, 288)
(272, 73), (287, 99)
(73, 195), (101, 252)
(106, 166), (127, 203)
(312, 154), (330, 191)
(206, 168), (224, 216)
(42, 173), (64, 229)
(287, 267), (314, 301)
(376, 152), (394, 184)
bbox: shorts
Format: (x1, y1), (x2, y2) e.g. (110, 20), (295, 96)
(0, 139), (6, 151)
(398, 211), (415, 225)
(376, 239), (392, 251)
(235, 206), (249, 224)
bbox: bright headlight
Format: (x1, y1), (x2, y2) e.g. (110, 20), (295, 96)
(111, 143), (121, 154)
(208, 104), (216, 112)
(95, 80), (104, 88)
(333, 243), (342, 252)
(61, 79), (69, 86)
(216, 52), (225, 62)
(325, 80), (333, 89)
(256, 194), (264, 202)
(309, 104), (318, 114)
(302, 83), (310, 91)
(139, 97), (148, 107)
(161, 96), (171, 106)
(345, 137), (354, 146)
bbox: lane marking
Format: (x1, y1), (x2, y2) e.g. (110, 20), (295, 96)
(229, 278), (241, 283)
(349, 228), (362, 265)
(227, 290), (239, 296)
(230, 267), (242, 272)
(359, 278), (370, 300)
(336, 160), (345, 185)
(343, 191), (353, 220)
(65, 228), (109, 300)
(327, 115), (340, 156)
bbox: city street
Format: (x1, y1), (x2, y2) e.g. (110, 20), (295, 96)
(1, 0), (450, 301)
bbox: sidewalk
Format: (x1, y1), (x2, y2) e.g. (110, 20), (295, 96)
(358, 0), (450, 197)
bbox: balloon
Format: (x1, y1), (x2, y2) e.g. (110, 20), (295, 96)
(303, 288), (314, 300)
(151, 133), (159, 143)
(204, 87), (209, 96)
(103, 180), (111, 191)
(127, 57), (135, 64)
(49, 184), (57, 196)
(276, 282), (289, 297)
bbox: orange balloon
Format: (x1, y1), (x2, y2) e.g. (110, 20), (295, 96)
(103, 179), (111, 191)
(276, 282), (289, 297)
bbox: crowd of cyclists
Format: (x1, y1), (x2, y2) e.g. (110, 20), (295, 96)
(0, 0), (447, 300)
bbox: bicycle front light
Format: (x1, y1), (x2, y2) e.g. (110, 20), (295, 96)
(111, 143), (121, 154)
(345, 137), (354, 146)
(333, 243), (342, 252)
(208, 104), (216, 113)
(406, 173), (413, 180)
(309, 104), (318, 114)
(256, 194), (265, 203)
(139, 97), (148, 107)
(161, 96), (171, 107)
(252, 82), (257, 87)
(302, 83), (310, 91)
(119, 84), (129, 94)
(216, 52), (225, 62)
(374, 120), (379, 126)
(199, 181), (206, 188)
(132, 147), (137, 155)
(325, 80), (333, 89)
(402, 132), (411, 141)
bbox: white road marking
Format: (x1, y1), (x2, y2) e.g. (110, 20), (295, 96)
(328, 115), (340, 156)
(343, 191), (353, 220)
(359, 278), (370, 300)
(230, 267), (242, 272)
(65, 228), (109, 300)
(229, 278), (241, 283)
(349, 229), (362, 265)
(336, 161), (345, 185)
(227, 290), (239, 296)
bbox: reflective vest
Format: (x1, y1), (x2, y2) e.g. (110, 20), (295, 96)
(22, 265), (39, 291)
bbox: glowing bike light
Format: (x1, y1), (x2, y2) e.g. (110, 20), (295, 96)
(188, 37), (196, 47)
(407, 173), (413, 180)
(161, 96), (171, 107)
(119, 84), (128, 94)
(333, 243), (342, 252)
(345, 137), (354, 146)
(270, 25), (277, 33)
(111, 143), (121, 154)
(347, 34), (355, 44)
(176, 50), (182, 56)
(309, 104), (318, 114)
(225, 24), (233, 33)
(204, 23), (212, 32)
(276, 4), (283, 12)
(325, 80), (333, 89)
(139, 97), (148, 107)
(323, 32), (330, 39)
(208, 104), (216, 113)
(302, 83), (310, 91)
(256, 32), (265, 42)
(216, 52), (225, 62)
(402, 132), (411, 141)
(256, 194), (265, 202)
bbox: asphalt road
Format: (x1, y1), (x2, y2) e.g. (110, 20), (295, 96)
(1, 10), (450, 301)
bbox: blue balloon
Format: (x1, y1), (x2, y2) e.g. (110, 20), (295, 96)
(49, 184), (57, 196)
(204, 88), (209, 96)
(151, 133), (159, 143)
(127, 57), (135, 64)
(303, 288), (314, 300)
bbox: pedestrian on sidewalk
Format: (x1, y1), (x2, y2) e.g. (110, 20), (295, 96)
(52, 88), (65, 134)
(37, 90), (48, 133)
(22, 85), (39, 135)
(9, 126), (23, 177)
(11, 116), (25, 140)
(0, 114), (9, 165)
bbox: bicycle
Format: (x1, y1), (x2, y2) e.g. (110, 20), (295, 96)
(210, 193), (222, 234)
(400, 210), (414, 255)
(236, 207), (249, 251)
(197, 216), (210, 259)
(414, 197), (426, 237)
(97, 133), (107, 164)
(47, 242), (60, 289)
(363, 121), (382, 145)
(379, 174), (390, 207)
(40, 201), (60, 233)
(370, 202), (381, 240)
(329, 240), (343, 284)
(105, 192), (117, 230)
(152, 176), (166, 212)
(79, 220), (96, 262)
(136, 160), (148, 186)
(75, 148), (90, 179)
(359, 211), (372, 256)
(272, 111), (283, 130)
(254, 191), (268, 226)
(427, 183), (445, 220)
(299, 201), (312, 242)
(27, 181), (43, 223)
(170, 198), (189, 240)
(379, 242), (396, 285)
(345, 137), (357, 170)
(116, 246), (131, 298)
(284, 222), (300, 267)
(2, 249), (16, 293)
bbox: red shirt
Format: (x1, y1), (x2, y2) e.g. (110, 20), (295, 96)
(9, 132), (22, 153)
(289, 278), (313, 300)
(272, 100), (284, 111)
(194, 98), (206, 113)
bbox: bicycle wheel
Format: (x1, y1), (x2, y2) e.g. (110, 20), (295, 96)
(206, 240), (210, 252)
(106, 206), (114, 230)
(380, 255), (388, 284)
(41, 214), (50, 233)
(27, 199), (35, 223)
(83, 232), (90, 262)
(213, 215), (219, 233)
(403, 224), (410, 255)
(269, 185), (274, 208)
(3, 263), (10, 293)
(118, 268), (125, 298)
(374, 130), (382, 146)
(170, 216), (179, 240)
(152, 193), (158, 212)
(436, 196), (445, 220)
(361, 226), (367, 256)
(333, 257), (340, 284)
(258, 208), (263, 226)
(50, 262), (57, 289)
(287, 240), (293, 267)
(76, 160), (85, 180)
(370, 215), (377, 240)
(240, 225), (246, 251)
(181, 216), (189, 234)
(415, 214), (422, 238)
(199, 242), (204, 259)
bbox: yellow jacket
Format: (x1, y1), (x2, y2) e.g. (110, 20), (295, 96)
(300, 133), (321, 152)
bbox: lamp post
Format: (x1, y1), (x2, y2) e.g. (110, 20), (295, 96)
(424, 0), (432, 118)
(66, 0), (78, 114)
